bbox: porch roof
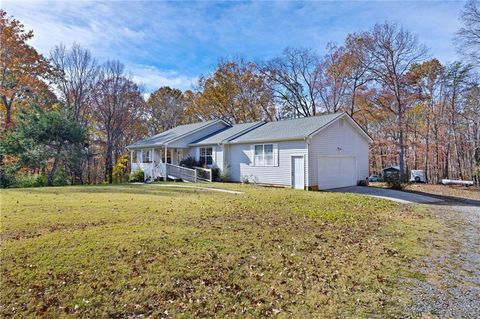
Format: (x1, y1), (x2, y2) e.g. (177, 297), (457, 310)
(126, 120), (223, 149)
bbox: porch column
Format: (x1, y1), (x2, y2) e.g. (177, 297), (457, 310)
(151, 148), (154, 180)
(164, 145), (168, 181)
(130, 150), (133, 172)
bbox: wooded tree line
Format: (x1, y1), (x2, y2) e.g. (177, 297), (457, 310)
(1, 1), (479, 187)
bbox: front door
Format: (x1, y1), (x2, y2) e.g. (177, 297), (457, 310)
(291, 156), (305, 189)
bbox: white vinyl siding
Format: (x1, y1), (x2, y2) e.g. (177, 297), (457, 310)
(307, 118), (369, 188)
(229, 140), (307, 186)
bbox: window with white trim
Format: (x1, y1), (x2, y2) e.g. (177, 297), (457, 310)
(142, 150), (152, 163)
(199, 147), (213, 166)
(254, 144), (274, 166)
(132, 150), (139, 163)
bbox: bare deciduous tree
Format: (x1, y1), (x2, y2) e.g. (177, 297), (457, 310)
(317, 43), (352, 114)
(364, 22), (428, 179)
(343, 34), (375, 116)
(50, 43), (98, 123)
(259, 48), (321, 118)
(91, 61), (146, 183)
(457, 0), (480, 63)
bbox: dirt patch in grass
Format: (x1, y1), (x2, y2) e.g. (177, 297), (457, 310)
(0, 184), (436, 318)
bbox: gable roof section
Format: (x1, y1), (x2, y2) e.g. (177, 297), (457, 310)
(229, 113), (344, 143)
(127, 119), (224, 149)
(190, 121), (266, 146)
(308, 113), (373, 143)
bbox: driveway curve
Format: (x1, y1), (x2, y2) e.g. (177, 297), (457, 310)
(329, 186), (443, 204)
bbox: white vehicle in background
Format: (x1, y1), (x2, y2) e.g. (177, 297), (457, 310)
(410, 170), (426, 183)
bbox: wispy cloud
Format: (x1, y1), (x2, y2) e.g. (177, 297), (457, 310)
(4, 1), (465, 93)
(129, 64), (197, 93)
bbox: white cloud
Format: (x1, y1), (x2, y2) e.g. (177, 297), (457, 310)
(129, 65), (197, 93)
(3, 0), (464, 89)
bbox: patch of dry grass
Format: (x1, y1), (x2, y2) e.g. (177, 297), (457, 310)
(369, 181), (480, 201)
(405, 183), (480, 201)
(0, 184), (436, 318)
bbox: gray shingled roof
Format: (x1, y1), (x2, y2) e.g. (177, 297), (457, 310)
(127, 119), (221, 148)
(229, 113), (344, 143)
(190, 121), (265, 146)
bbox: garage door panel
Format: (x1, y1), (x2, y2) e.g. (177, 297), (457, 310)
(318, 156), (356, 190)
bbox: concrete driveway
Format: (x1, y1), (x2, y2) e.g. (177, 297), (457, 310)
(330, 186), (443, 204)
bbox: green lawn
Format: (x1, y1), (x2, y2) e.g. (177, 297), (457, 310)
(0, 183), (436, 318)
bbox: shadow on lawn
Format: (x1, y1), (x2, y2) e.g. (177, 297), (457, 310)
(14, 184), (228, 197)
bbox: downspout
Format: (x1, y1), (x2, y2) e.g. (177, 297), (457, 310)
(305, 136), (310, 190)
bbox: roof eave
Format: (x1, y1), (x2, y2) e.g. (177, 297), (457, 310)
(227, 136), (306, 144)
(127, 119), (229, 149)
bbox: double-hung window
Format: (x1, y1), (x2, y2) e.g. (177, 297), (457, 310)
(200, 147), (213, 166)
(254, 144), (274, 166)
(132, 150), (140, 163)
(142, 150), (152, 163)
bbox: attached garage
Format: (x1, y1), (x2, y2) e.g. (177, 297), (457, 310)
(318, 156), (357, 190)
(307, 115), (372, 190)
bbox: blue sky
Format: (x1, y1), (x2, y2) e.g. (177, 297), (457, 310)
(4, 1), (465, 93)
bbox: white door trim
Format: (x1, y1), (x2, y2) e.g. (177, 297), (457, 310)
(291, 155), (305, 190)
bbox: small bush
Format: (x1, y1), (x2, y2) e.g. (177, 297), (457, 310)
(0, 166), (17, 188)
(129, 169), (145, 182)
(53, 174), (69, 186)
(220, 165), (230, 182)
(113, 154), (130, 183)
(34, 174), (48, 186)
(180, 156), (199, 168)
(12, 174), (48, 188)
(357, 179), (369, 186)
(211, 168), (221, 181)
(384, 174), (405, 190)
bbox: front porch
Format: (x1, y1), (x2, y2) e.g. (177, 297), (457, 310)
(130, 146), (212, 182)
(130, 147), (187, 181)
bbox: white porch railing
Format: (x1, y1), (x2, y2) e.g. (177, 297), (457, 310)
(132, 162), (212, 183)
(154, 163), (166, 179)
(166, 164), (196, 182)
(194, 167), (213, 182)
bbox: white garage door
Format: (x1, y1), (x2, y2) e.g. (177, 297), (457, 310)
(318, 156), (356, 190)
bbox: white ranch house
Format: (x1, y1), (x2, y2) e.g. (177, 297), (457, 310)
(126, 112), (372, 190)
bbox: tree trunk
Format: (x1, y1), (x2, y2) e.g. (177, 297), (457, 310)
(1, 96), (13, 129)
(105, 141), (113, 184)
(47, 144), (63, 186)
(398, 108), (406, 181)
(424, 107), (431, 183)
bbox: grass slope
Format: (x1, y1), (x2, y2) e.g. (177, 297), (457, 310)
(0, 184), (436, 318)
